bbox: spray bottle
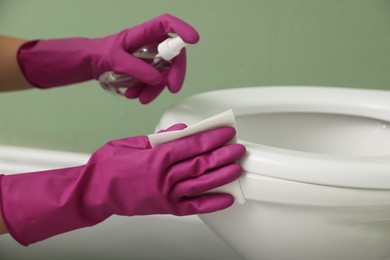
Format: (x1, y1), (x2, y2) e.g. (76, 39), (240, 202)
(98, 36), (187, 96)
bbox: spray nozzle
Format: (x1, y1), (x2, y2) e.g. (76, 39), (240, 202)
(157, 36), (187, 61)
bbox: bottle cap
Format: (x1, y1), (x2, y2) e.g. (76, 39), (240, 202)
(158, 36), (187, 61)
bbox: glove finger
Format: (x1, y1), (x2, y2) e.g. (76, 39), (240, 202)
(138, 71), (169, 104)
(174, 193), (234, 216)
(111, 49), (162, 86)
(171, 164), (242, 198)
(166, 49), (186, 93)
(167, 144), (245, 184)
(157, 126), (236, 164)
(157, 123), (187, 133)
(124, 84), (143, 99)
(105, 135), (151, 149)
(138, 82), (166, 104)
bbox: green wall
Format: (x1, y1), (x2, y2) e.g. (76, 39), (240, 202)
(1, 0), (390, 153)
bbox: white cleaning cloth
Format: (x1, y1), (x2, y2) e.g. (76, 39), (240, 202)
(148, 109), (246, 205)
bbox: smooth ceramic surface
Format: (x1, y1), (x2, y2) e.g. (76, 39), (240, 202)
(156, 86), (390, 260)
(157, 86), (390, 189)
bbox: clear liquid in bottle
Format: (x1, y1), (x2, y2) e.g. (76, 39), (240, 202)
(98, 37), (186, 96)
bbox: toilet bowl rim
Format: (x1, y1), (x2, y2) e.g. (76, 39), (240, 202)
(158, 86), (390, 189)
(239, 139), (390, 190)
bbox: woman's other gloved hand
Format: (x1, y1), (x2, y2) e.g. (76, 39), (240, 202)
(17, 14), (199, 104)
(0, 125), (246, 246)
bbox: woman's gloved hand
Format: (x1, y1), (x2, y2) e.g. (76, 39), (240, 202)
(17, 13), (199, 104)
(0, 125), (246, 246)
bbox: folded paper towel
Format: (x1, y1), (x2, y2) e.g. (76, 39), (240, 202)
(148, 109), (246, 205)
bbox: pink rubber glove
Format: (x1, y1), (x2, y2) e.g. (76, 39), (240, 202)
(17, 13), (199, 104)
(0, 125), (245, 246)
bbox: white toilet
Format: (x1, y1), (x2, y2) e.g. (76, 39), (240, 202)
(156, 86), (390, 260)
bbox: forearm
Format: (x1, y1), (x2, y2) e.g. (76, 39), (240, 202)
(1, 183), (9, 234)
(0, 35), (34, 91)
(0, 212), (8, 235)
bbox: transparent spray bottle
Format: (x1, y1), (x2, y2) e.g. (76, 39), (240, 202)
(98, 36), (187, 96)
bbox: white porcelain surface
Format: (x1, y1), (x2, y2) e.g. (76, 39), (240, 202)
(156, 86), (390, 260)
(157, 86), (390, 189)
(201, 174), (390, 260)
(0, 215), (242, 260)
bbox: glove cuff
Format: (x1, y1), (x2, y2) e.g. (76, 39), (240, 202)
(17, 38), (95, 88)
(0, 166), (101, 246)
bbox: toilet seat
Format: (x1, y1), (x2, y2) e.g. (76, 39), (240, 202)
(158, 86), (390, 189)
